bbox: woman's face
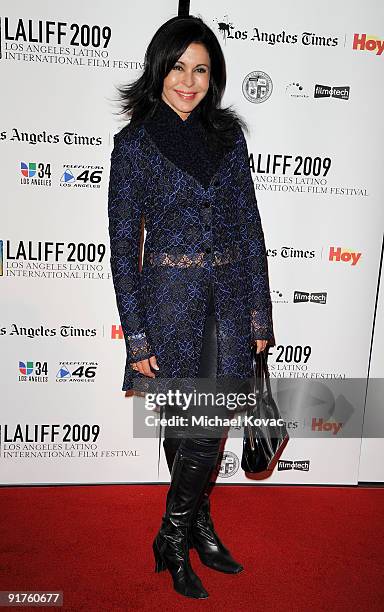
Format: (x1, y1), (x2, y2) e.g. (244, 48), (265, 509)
(161, 42), (211, 120)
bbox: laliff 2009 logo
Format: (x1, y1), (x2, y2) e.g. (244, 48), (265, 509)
(1, 239), (109, 280)
(242, 71), (273, 104)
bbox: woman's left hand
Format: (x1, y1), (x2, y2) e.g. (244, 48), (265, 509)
(254, 339), (268, 353)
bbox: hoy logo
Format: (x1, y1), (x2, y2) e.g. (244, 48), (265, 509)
(312, 417), (342, 435)
(111, 325), (124, 340)
(353, 33), (384, 56)
(329, 246), (361, 266)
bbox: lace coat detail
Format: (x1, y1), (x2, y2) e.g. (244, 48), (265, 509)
(107, 122), (275, 391)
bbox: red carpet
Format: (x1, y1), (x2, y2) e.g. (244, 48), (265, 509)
(1, 484), (383, 611)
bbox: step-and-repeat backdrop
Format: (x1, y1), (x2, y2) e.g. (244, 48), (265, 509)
(359, 238), (384, 482)
(1, 0), (383, 485)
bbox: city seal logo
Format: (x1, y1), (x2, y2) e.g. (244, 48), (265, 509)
(219, 450), (240, 478)
(242, 71), (273, 103)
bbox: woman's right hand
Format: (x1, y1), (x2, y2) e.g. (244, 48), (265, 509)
(130, 355), (159, 378)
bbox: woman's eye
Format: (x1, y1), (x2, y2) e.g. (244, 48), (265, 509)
(172, 65), (208, 73)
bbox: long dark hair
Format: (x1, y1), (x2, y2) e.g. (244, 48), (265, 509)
(114, 15), (248, 149)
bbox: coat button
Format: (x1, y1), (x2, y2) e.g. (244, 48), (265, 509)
(205, 247), (211, 254)
(212, 178), (220, 188)
(205, 224), (210, 231)
(204, 202), (210, 208)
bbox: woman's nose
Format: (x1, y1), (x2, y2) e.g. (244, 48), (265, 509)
(182, 72), (195, 88)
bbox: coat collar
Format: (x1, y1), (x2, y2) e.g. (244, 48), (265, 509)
(150, 97), (202, 129)
(141, 123), (238, 193)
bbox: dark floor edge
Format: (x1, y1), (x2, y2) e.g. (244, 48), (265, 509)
(0, 481), (383, 489)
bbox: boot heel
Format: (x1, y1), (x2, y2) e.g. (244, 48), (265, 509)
(153, 538), (166, 573)
(152, 451), (212, 598)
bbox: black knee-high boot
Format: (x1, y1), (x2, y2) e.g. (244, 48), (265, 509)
(153, 445), (217, 599)
(163, 436), (244, 574)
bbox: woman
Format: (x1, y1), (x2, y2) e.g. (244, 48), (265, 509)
(108, 15), (275, 599)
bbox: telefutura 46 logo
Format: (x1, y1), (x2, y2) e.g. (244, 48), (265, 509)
(60, 164), (103, 189)
(56, 361), (98, 383)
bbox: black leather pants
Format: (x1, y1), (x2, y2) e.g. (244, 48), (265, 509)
(163, 281), (224, 464)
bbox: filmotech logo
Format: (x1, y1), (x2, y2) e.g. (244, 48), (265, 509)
(19, 360), (48, 383)
(242, 71), (272, 104)
(20, 161), (52, 186)
(314, 85), (350, 100)
(293, 291), (327, 304)
(218, 451), (239, 478)
(278, 460), (310, 471)
(60, 164), (103, 189)
(56, 361), (98, 383)
(352, 33), (384, 56)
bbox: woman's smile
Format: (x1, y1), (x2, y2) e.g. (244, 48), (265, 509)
(174, 90), (197, 100)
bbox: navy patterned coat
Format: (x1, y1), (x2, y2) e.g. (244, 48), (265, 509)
(107, 104), (275, 392)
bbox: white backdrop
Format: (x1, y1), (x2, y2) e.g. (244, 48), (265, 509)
(359, 238), (384, 482)
(1, 1), (383, 485)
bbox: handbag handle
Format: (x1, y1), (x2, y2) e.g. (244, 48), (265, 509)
(247, 346), (267, 451)
(260, 349), (273, 400)
(251, 345), (273, 400)
(251, 344), (264, 398)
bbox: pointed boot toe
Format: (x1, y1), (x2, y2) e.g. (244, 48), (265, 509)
(191, 496), (244, 574)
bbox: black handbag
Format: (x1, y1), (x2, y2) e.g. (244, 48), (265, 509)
(241, 347), (289, 473)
